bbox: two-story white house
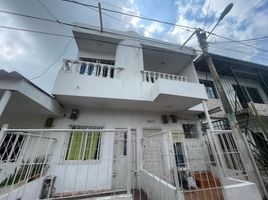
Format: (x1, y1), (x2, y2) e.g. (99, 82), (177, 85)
(0, 25), (264, 200)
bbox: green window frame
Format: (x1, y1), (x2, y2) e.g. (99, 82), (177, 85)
(65, 126), (102, 160)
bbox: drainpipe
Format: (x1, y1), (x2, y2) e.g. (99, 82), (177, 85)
(0, 90), (12, 118)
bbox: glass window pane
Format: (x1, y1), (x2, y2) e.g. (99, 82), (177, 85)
(66, 132), (83, 160)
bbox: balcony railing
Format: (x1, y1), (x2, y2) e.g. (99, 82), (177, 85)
(141, 70), (187, 83)
(61, 59), (124, 79)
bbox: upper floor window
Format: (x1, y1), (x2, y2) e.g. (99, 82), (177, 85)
(199, 79), (218, 99)
(246, 87), (264, 104)
(233, 85), (264, 104)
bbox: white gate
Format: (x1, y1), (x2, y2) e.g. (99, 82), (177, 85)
(112, 129), (136, 190)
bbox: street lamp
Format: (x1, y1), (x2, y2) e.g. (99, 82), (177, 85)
(180, 3), (233, 50)
(206, 3), (233, 39)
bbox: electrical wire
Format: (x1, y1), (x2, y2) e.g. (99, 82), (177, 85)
(209, 32), (268, 53)
(56, 0), (268, 54)
(58, 0), (195, 31)
(38, 0), (59, 22)
(203, 0), (211, 30)
(86, 5), (167, 42)
(209, 35), (268, 44)
(0, 9), (196, 52)
(208, 43), (268, 62)
(213, 0), (264, 36)
(30, 38), (73, 80)
(2, 5), (268, 61)
(0, 25), (201, 56)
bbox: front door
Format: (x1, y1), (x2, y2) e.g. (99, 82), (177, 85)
(112, 129), (136, 190)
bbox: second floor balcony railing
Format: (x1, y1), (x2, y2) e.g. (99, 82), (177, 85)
(61, 59), (124, 79)
(141, 70), (187, 83)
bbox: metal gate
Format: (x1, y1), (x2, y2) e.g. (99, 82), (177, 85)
(112, 129), (136, 190)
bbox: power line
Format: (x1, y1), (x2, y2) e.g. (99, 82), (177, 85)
(209, 35), (268, 44)
(59, 0), (195, 31)
(208, 43), (268, 62)
(85, 5), (167, 42)
(38, 0), (59, 22)
(0, 25), (201, 56)
(209, 43), (268, 58)
(212, 0), (264, 37)
(0, 9), (195, 52)
(2, 6), (268, 57)
(209, 32), (268, 53)
(30, 38), (73, 80)
(57, 0), (268, 54)
(203, 0), (211, 30)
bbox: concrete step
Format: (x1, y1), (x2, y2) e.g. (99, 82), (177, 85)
(51, 189), (127, 200)
(184, 188), (224, 200)
(193, 171), (221, 189)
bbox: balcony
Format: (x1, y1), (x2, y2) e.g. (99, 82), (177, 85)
(61, 59), (124, 79)
(141, 70), (187, 83)
(53, 59), (207, 111)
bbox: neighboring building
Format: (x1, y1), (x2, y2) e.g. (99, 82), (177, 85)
(195, 53), (268, 197)
(0, 26), (264, 200)
(0, 70), (62, 128)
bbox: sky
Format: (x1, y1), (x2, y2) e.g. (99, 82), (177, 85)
(1, 0), (268, 93)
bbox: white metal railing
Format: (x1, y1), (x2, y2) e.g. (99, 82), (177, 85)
(141, 70), (187, 83)
(0, 130), (56, 199)
(142, 131), (177, 185)
(211, 130), (246, 178)
(0, 127), (133, 200)
(61, 59), (124, 79)
(177, 135), (226, 200)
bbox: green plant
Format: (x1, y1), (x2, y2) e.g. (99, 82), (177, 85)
(0, 156), (48, 187)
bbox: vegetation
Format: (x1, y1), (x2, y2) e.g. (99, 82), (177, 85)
(0, 156), (48, 187)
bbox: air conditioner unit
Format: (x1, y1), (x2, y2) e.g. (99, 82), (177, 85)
(39, 176), (56, 199)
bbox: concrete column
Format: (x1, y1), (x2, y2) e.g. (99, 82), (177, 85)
(0, 90), (12, 118)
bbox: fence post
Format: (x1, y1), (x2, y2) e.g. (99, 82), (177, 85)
(167, 131), (180, 194)
(0, 124), (8, 145)
(126, 127), (132, 195)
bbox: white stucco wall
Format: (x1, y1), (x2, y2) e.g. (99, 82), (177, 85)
(45, 107), (206, 194)
(180, 62), (199, 83)
(53, 38), (207, 111)
(140, 170), (179, 200)
(0, 176), (45, 200)
(224, 178), (262, 200)
(49, 131), (114, 193)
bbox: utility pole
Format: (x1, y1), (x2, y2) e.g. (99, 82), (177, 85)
(196, 28), (267, 197)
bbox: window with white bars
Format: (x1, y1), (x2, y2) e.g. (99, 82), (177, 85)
(0, 133), (26, 162)
(65, 125), (103, 161)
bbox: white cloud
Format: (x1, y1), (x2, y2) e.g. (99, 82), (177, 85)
(144, 22), (165, 37)
(166, 0), (268, 64)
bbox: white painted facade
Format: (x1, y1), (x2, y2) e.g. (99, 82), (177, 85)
(0, 25), (263, 199)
